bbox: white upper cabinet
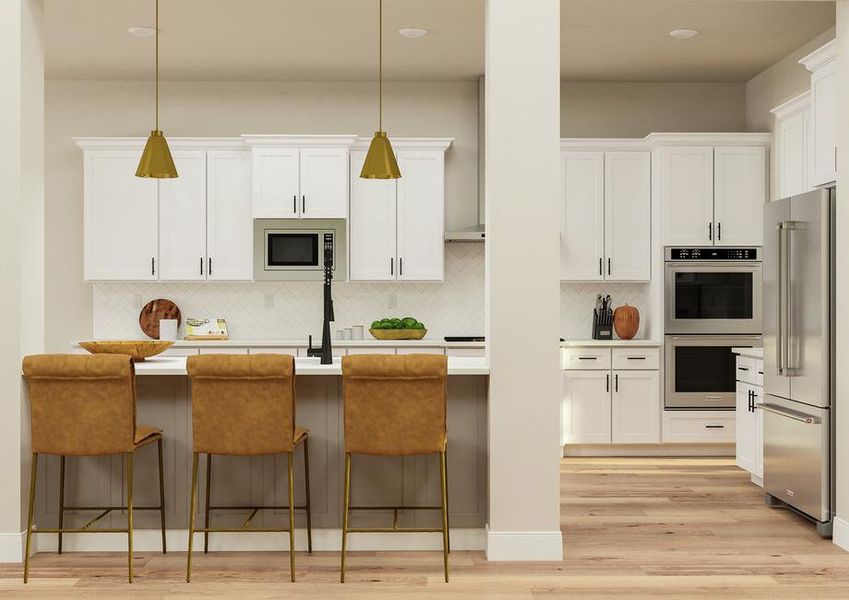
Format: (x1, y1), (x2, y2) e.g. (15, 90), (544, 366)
(158, 151), (208, 280)
(83, 150), (158, 280)
(605, 152), (651, 280)
(349, 150), (397, 281)
(348, 139), (451, 282)
(771, 92), (811, 199)
(206, 150), (253, 280)
(560, 152), (605, 281)
(801, 40), (837, 188)
(396, 150), (445, 281)
(659, 146), (714, 246)
(299, 148), (349, 218)
(560, 149), (650, 282)
(713, 146), (766, 246)
(244, 136), (357, 219)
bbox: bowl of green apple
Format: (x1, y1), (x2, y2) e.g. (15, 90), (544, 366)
(369, 317), (427, 340)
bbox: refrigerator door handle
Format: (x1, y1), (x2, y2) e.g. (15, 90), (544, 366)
(758, 402), (820, 425)
(777, 222), (785, 375)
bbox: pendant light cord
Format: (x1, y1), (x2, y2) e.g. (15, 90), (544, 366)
(155, 0), (159, 131)
(379, 0), (382, 132)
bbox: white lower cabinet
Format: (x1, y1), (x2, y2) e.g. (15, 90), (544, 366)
(735, 354), (764, 483)
(612, 370), (660, 444)
(561, 346), (660, 445)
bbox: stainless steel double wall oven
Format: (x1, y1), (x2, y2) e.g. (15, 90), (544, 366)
(664, 247), (762, 410)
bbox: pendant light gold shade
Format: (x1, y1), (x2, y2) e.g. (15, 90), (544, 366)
(136, 130), (178, 178)
(360, 131), (401, 179)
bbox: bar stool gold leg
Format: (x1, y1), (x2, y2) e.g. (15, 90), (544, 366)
(287, 451), (296, 582)
(303, 438), (312, 553)
(340, 453), (351, 583)
(58, 455), (66, 555)
(439, 451), (449, 583)
(203, 454), (212, 554)
(187, 452), (199, 583)
(23, 453), (38, 584)
(445, 449), (451, 554)
(126, 452), (134, 583)
(157, 438), (166, 554)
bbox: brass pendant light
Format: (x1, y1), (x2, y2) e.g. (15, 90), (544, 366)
(360, 0), (401, 179)
(136, 0), (178, 178)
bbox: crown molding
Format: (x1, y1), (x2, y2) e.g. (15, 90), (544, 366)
(799, 38), (837, 73)
(351, 137), (454, 152)
(74, 137), (246, 151)
(770, 91), (811, 121)
(241, 134), (359, 148)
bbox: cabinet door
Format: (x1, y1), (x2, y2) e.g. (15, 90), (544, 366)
(252, 148), (299, 218)
(207, 150), (253, 280)
(611, 370), (659, 444)
(83, 151), (158, 280)
(777, 109), (810, 198)
(560, 152), (604, 281)
(735, 382), (756, 474)
(396, 150), (444, 281)
(659, 146), (714, 246)
(755, 395), (764, 480)
(713, 146), (766, 246)
(300, 148), (349, 219)
(605, 152), (650, 281)
(158, 151), (207, 280)
(562, 371), (611, 444)
(349, 150), (397, 281)
(810, 62), (837, 187)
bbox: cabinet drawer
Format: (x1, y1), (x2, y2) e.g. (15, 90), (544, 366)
(562, 347), (611, 370)
(612, 347), (659, 370)
(662, 411), (736, 443)
(160, 347), (200, 357)
(249, 347), (299, 356)
(445, 347), (485, 357)
(735, 356), (764, 386)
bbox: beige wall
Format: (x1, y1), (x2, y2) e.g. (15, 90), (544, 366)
(561, 82), (747, 138)
(44, 80), (479, 351)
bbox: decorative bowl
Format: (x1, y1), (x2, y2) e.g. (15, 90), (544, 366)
(79, 340), (175, 362)
(369, 329), (428, 341)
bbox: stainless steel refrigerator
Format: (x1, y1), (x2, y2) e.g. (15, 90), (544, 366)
(762, 187), (834, 537)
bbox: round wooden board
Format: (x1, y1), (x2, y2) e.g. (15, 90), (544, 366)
(139, 299), (182, 340)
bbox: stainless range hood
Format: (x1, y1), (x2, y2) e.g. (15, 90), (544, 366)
(445, 224), (485, 242)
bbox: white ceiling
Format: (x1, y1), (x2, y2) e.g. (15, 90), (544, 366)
(44, 0), (835, 82)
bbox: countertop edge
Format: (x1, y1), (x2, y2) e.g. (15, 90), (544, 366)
(73, 339), (485, 348)
(560, 339), (663, 347)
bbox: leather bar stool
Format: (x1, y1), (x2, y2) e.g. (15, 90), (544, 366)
(185, 354), (311, 583)
(21, 354), (166, 583)
(340, 354), (450, 583)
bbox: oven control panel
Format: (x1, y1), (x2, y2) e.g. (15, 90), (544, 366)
(666, 247), (760, 261)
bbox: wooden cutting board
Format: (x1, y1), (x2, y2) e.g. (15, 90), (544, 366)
(139, 299), (182, 340)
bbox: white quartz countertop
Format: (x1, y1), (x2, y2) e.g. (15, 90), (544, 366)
(134, 356), (490, 376)
(560, 339), (662, 347)
(75, 338), (484, 348)
(732, 347), (763, 359)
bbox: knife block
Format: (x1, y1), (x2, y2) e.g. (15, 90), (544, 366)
(592, 308), (613, 340)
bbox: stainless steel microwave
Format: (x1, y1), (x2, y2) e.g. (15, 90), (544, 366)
(253, 219), (347, 281)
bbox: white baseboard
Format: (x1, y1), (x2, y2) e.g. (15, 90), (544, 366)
(833, 517), (849, 552)
(29, 527), (484, 555)
(0, 532), (23, 563)
(485, 526), (563, 561)
(562, 443), (735, 458)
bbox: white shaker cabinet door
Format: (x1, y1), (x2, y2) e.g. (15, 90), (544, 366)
(300, 147), (349, 219)
(611, 370), (659, 444)
(251, 148), (299, 218)
(713, 146), (766, 247)
(605, 151), (651, 281)
(349, 150), (397, 281)
(735, 382), (757, 474)
(396, 150), (445, 281)
(659, 146), (714, 246)
(777, 109), (810, 198)
(560, 151), (605, 281)
(207, 150), (253, 280)
(562, 370), (611, 444)
(158, 151), (208, 280)
(83, 151), (158, 280)
(810, 62), (838, 188)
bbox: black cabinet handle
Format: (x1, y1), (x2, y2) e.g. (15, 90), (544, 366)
(302, 195), (306, 213)
(738, 366), (749, 371)
(208, 257), (212, 276)
(151, 257), (155, 276)
(293, 194), (297, 214)
(606, 374), (609, 392)
(599, 258), (602, 276)
(614, 373), (619, 392)
(747, 389), (753, 412)
(718, 222), (722, 241)
(705, 424), (725, 429)
(200, 257), (204, 276)
(607, 258), (611, 276)
(626, 356), (646, 360)
(390, 257), (394, 276)
(577, 356), (598, 360)
(399, 257), (403, 277)
(708, 222), (713, 241)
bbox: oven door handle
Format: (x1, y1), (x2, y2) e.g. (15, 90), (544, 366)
(758, 403), (819, 425)
(669, 336), (761, 341)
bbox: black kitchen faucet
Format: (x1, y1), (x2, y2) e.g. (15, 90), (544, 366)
(306, 233), (334, 364)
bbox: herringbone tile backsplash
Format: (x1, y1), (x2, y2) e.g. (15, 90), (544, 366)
(93, 243), (652, 341)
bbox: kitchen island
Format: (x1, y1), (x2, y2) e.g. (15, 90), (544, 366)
(31, 356), (489, 553)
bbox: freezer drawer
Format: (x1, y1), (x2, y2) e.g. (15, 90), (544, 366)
(762, 394), (830, 523)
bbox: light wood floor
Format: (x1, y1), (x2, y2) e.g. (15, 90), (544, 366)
(3, 457), (849, 599)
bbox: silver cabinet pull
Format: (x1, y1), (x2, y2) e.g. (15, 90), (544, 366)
(758, 403), (819, 424)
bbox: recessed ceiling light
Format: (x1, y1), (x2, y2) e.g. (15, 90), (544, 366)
(128, 26), (156, 38)
(669, 28), (699, 40)
(398, 27), (427, 39)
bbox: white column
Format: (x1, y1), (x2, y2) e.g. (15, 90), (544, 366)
(834, 0), (849, 552)
(484, 0), (563, 560)
(0, 0), (45, 562)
